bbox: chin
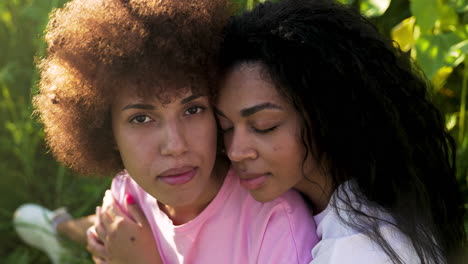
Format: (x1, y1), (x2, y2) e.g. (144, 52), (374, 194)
(250, 191), (276, 203)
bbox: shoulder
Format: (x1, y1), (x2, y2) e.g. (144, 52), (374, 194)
(255, 189), (314, 229)
(110, 170), (147, 201)
(312, 207), (419, 264)
(239, 189), (318, 263)
(313, 226), (419, 264)
(111, 170), (133, 185)
(222, 171), (317, 262)
(224, 170), (314, 229)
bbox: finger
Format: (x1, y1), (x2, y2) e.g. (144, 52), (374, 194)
(101, 190), (114, 216)
(87, 226), (104, 245)
(92, 255), (108, 264)
(125, 193), (147, 226)
(107, 195), (128, 221)
(98, 206), (115, 232)
(95, 207), (108, 242)
(95, 206), (102, 227)
(102, 190), (114, 209)
(100, 209), (114, 228)
(102, 190), (128, 223)
(87, 228), (107, 258)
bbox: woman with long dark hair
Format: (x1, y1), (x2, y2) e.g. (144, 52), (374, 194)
(215, 0), (465, 262)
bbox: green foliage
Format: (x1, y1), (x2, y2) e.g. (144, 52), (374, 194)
(411, 0), (441, 32)
(349, 0), (468, 240)
(0, 0), (467, 263)
(360, 0), (391, 17)
(0, 0), (110, 263)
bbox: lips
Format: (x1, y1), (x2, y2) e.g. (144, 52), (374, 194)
(158, 166), (197, 186)
(239, 173), (269, 190)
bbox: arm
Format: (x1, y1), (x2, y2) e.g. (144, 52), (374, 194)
(87, 190), (162, 264)
(55, 214), (95, 246)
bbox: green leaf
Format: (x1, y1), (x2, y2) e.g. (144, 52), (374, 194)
(360, 0), (391, 17)
(410, 0), (441, 32)
(440, 4), (459, 31)
(337, 0), (355, 4)
(391, 16), (418, 52)
(451, 39), (468, 54)
(415, 32), (462, 79)
(446, 112), (458, 131)
(448, 0), (468, 13)
(444, 40), (468, 70)
(433, 66), (454, 90)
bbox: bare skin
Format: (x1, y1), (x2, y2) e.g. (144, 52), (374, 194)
(87, 191), (162, 264)
(53, 193), (162, 264)
(56, 215), (95, 245)
(216, 63), (332, 212)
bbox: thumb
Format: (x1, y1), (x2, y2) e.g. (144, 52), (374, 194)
(125, 193), (147, 226)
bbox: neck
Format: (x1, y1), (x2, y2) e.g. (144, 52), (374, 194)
(294, 171), (333, 214)
(159, 157), (229, 225)
(159, 201), (211, 225)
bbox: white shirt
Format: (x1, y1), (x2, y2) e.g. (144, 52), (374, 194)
(311, 182), (420, 264)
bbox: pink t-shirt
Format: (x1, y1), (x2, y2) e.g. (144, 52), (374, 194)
(111, 169), (318, 263)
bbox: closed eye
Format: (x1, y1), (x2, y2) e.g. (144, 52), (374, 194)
(253, 126), (278, 134)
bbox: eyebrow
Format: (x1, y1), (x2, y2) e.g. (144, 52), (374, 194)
(122, 103), (155, 111)
(180, 94), (202, 104)
(214, 102), (283, 118)
(121, 94), (203, 111)
(240, 102), (282, 117)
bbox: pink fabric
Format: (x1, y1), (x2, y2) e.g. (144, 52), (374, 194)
(111, 169), (318, 263)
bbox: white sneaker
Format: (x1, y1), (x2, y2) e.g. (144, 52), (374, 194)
(13, 203), (72, 264)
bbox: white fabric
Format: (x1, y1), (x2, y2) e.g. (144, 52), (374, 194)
(310, 182), (420, 264)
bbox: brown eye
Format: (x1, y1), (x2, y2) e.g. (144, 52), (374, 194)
(184, 106), (204, 116)
(130, 115), (152, 123)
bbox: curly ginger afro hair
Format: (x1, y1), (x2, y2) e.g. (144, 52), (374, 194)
(34, 0), (230, 176)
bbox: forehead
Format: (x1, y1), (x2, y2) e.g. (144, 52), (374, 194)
(112, 84), (207, 106)
(217, 63), (285, 108)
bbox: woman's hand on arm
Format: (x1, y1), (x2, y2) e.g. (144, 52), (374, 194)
(86, 190), (163, 264)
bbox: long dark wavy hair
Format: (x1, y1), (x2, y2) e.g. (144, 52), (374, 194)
(221, 0), (466, 263)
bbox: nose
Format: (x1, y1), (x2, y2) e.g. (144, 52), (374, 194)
(225, 128), (258, 162)
(160, 120), (188, 156)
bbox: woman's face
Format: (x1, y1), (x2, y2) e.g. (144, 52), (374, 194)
(111, 88), (218, 208)
(216, 63), (316, 202)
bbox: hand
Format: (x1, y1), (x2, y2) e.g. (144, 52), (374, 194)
(87, 190), (162, 264)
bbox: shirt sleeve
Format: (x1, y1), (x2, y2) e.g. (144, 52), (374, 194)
(311, 225), (419, 264)
(109, 172), (143, 217)
(256, 190), (318, 264)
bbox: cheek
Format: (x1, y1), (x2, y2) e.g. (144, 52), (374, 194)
(188, 115), (218, 151)
(114, 127), (157, 170)
(268, 141), (299, 165)
(267, 131), (306, 170)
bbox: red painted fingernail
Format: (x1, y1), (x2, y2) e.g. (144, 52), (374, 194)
(125, 193), (135, 205)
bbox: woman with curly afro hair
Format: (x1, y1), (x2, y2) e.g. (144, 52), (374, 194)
(14, 0), (319, 263)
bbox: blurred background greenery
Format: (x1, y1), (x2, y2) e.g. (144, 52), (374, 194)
(0, 0), (466, 263)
